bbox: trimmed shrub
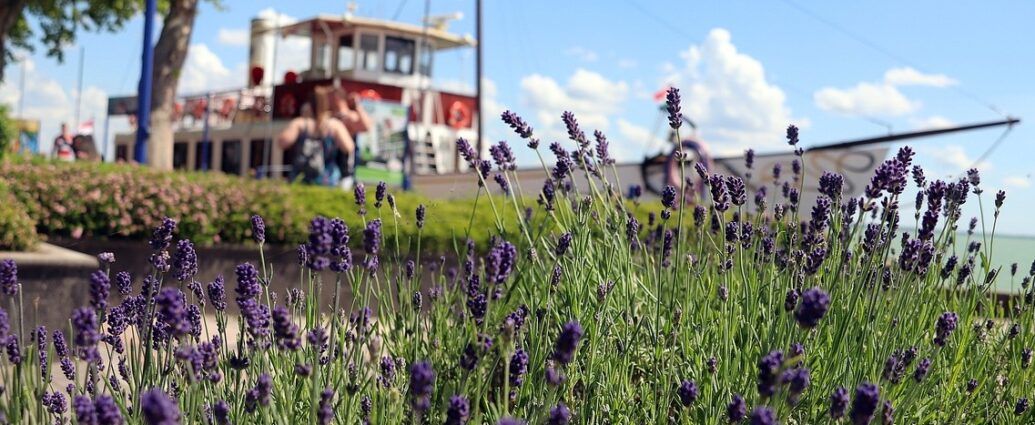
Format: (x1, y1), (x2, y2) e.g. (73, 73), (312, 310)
(0, 179), (38, 251)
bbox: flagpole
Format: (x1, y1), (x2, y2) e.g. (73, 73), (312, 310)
(134, 0), (156, 164)
(75, 46), (85, 129)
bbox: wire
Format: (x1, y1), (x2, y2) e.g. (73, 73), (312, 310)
(778, 0), (1007, 118)
(620, 0), (696, 39)
(391, 0), (410, 21)
(970, 123), (1016, 169)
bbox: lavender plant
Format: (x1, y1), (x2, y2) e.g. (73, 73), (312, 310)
(0, 89), (1033, 424)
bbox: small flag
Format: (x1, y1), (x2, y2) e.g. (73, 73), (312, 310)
(77, 119), (94, 136)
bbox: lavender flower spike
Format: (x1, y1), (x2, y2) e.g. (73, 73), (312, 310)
(665, 87), (682, 130)
(553, 321), (584, 365)
(140, 388), (181, 425)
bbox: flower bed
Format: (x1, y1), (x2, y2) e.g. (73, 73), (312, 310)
(0, 158), (541, 254)
(0, 91), (1032, 424)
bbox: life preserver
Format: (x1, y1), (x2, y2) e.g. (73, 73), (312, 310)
(358, 89), (381, 100)
(447, 101), (472, 129)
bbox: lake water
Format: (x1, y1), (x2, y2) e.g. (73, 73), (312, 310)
(952, 232), (1035, 294)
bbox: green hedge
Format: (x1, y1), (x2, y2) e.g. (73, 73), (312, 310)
(0, 158), (549, 254)
(0, 179), (38, 251)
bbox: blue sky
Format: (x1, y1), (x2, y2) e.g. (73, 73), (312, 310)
(3, 0), (1034, 234)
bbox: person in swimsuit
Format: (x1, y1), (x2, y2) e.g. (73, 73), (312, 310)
(277, 90), (355, 187)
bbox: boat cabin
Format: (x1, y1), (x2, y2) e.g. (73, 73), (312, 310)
(113, 12), (480, 183)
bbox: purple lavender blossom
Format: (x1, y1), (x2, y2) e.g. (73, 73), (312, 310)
(676, 380), (699, 407)
(155, 288), (191, 339)
(364, 219), (382, 255)
(913, 358), (931, 382)
(665, 87), (682, 130)
(88, 269), (110, 312)
(95, 395), (123, 425)
(71, 307), (100, 362)
(140, 388), (181, 425)
(881, 400), (894, 425)
(97, 252), (115, 265)
(498, 418), (526, 425)
(272, 305), (301, 350)
(445, 395), (471, 425)
(1022, 348), (1032, 369)
(561, 111), (589, 147)
(555, 232), (573, 257)
(245, 374), (273, 412)
(831, 387), (849, 419)
(490, 141), (517, 170)
(726, 394), (747, 422)
(784, 288), (799, 312)
(354, 182), (366, 208)
(749, 406), (777, 425)
(850, 382), (880, 425)
(408, 361), (435, 412)
(757, 350), (784, 398)
(374, 181), (387, 208)
(212, 400), (230, 425)
(249, 214), (266, 244)
(662, 185), (677, 209)
(726, 176), (747, 206)
(501, 110), (534, 139)
(149, 217), (177, 251)
(934, 311), (959, 347)
(317, 388), (335, 425)
(553, 321), (583, 365)
(171, 239), (198, 282)
(548, 403), (572, 425)
(794, 287), (831, 329)
(594, 130), (615, 165)
(781, 367), (810, 404)
(509, 349), (530, 390)
(1016, 398), (1029, 416)
(207, 276), (226, 311)
(0, 259), (18, 296)
(74, 395), (98, 425)
(113, 271), (131, 296)
(416, 204), (427, 229)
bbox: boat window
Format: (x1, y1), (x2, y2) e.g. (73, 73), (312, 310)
(314, 41), (331, 76)
(173, 141), (189, 170)
(337, 35), (355, 72)
(221, 140), (242, 175)
(419, 41), (433, 76)
(194, 142), (210, 170)
(359, 34), (380, 71)
(249, 139), (268, 177)
(384, 36), (415, 75)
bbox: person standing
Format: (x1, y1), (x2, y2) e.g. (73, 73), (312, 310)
(327, 87), (373, 189)
(51, 123), (76, 162)
(277, 89), (355, 187)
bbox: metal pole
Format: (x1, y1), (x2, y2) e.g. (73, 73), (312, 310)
(75, 46), (85, 129)
(102, 112), (110, 161)
(200, 93), (212, 170)
(475, 0), (483, 157)
(18, 58), (25, 117)
(133, 0), (156, 164)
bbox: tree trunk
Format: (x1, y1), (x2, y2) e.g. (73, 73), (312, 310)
(0, 0), (29, 83)
(147, 0), (199, 171)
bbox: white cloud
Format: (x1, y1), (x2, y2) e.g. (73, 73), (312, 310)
(434, 79), (474, 95)
(662, 28), (805, 155)
(617, 58), (638, 69)
(179, 43), (242, 94)
(256, 8), (298, 25)
(1003, 175), (1031, 189)
(566, 46), (598, 62)
(520, 68), (628, 146)
(481, 77), (505, 121)
(922, 144), (990, 174)
(615, 119), (659, 159)
(911, 115), (954, 130)
(0, 58), (112, 155)
(217, 28), (249, 47)
(814, 82), (920, 117)
(884, 67), (957, 87)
